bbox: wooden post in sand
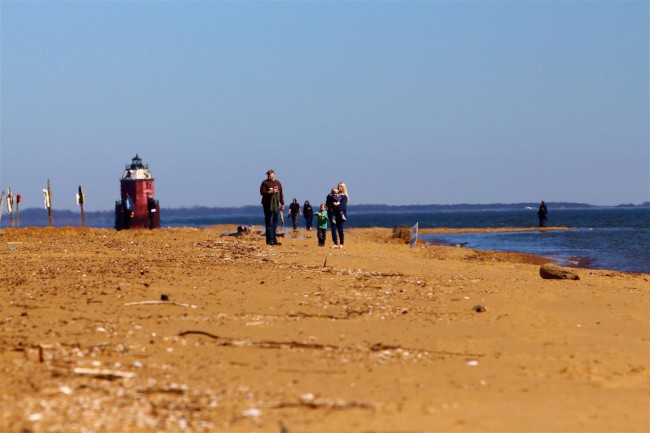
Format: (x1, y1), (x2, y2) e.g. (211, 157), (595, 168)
(0, 190), (5, 227)
(77, 185), (86, 227)
(7, 188), (15, 228)
(43, 179), (53, 227)
(15, 194), (21, 228)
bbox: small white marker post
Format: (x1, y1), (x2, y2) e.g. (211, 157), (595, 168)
(43, 180), (53, 227)
(0, 190), (6, 227)
(15, 194), (21, 227)
(77, 185), (86, 227)
(409, 222), (419, 248)
(7, 188), (14, 228)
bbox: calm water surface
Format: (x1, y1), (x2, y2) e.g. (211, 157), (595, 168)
(166, 208), (649, 273)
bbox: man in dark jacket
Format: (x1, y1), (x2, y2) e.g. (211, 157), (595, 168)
(260, 169), (284, 245)
(288, 198), (301, 231)
(146, 193), (157, 229)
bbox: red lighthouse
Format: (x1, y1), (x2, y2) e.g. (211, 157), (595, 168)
(115, 154), (160, 230)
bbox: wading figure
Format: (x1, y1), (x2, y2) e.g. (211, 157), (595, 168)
(538, 200), (548, 227)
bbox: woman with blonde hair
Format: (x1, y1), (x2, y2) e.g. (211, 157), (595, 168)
(337, 182), (349, 222)
(326, 184), (348, 248)
(338, 182), (349, 200)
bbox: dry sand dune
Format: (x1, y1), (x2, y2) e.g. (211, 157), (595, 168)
(1, 226), (648, 432)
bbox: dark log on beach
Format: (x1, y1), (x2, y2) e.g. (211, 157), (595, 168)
(539, 263), (580, 280)
(392, 225), (412, 243)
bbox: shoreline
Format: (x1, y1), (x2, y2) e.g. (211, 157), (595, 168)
(418, 226), (649, 275)
(1, 226), (648, 432)
(1, 224), (645, 275)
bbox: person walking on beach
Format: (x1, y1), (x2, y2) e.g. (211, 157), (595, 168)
(288, 198), (301, 231)
(325, 188), (339, 226)
(315, 203), (328, 246)
(303, 200), (313, 231)
(538, 200), (548, 227)
(326, 187), (348, 248)
(260, 169), (284, 245)
(146, 193), (157, 229)
(121, 193), (134, 229)
(337, 182), (349, 222)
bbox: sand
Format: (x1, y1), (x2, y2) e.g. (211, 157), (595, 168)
(1, 226), (648, 433)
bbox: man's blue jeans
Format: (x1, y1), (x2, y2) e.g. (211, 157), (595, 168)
(264, 207), (279, 244)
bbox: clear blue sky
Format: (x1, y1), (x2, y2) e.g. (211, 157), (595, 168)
(1, 1), (648, 211)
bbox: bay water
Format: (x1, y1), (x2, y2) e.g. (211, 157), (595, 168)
(167, 208), (649, 273)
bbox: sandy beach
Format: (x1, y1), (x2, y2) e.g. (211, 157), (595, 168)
(1, 226), (648, 433)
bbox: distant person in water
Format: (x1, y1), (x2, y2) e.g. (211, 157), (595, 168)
(288, 198), (301, 231)
(538, 200), (548, 227)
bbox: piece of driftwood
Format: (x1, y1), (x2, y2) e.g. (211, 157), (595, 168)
(287, 310), (368, 320)
(137, 387), (185, 395)
(178, 330), (484, 358)
(178, 330), (343, 351)
(73, 367), (135, 379)
(265, 399), (374, 410)
(539, 263), (580, 280)
(124, 300), (198, 308)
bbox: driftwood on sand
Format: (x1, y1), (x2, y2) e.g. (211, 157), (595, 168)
(539, 263), (580, 280)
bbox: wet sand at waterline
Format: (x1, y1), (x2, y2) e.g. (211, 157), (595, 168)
(1, 226), (648, 433)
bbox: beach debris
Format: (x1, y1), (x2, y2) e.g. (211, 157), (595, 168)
(137, 383), (187, 395)
(178, 330), (484, 358)
(160, 294), (169, 301)
(392, 225), (411, 242)
(124, 300), (197, 308)
(28, 413), (43, 422)
(288, 309), (368, 320)
(466, 360), (479, 366)
(72, 367), (135, 380)
(242, 408), (262, 418)
(473, 304), (486, 313)
(264, 397), (374, 410)
(539, 263), (580, 280)
(238, 225), (254, 234)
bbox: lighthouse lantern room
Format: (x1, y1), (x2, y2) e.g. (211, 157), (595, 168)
(115, 154), (160, 229)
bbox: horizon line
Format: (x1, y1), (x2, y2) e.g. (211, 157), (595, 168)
(12, 201), (650, 214)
